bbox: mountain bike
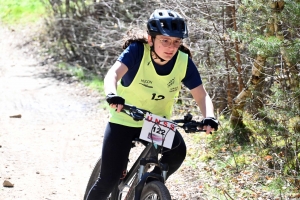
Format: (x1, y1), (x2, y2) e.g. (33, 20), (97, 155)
(83, 104), (205, 200)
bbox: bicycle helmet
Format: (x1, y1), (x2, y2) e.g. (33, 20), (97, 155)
(147, 9), (188, 39)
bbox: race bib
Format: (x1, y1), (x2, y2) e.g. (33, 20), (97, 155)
(139, 113), (177, 149)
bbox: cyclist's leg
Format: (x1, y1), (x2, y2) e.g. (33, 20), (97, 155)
(151, 130), (186, 179)
(85, 122), (142, 200)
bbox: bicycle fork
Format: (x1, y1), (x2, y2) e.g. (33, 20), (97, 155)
(134, 157), (169, 200)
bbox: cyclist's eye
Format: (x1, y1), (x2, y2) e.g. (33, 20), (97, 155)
(161, 39), (171, 45)
(174, 41), (181, 45)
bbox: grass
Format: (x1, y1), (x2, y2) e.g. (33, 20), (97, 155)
(87, 76), (104, 93)
(58, 62), (105, 93)
(181, 117), (300, 199)
(0, 0), (47, 25)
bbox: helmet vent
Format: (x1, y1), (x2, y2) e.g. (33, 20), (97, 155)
(151, 21), (157, 28)
(169, 12), (175, 17)
(160, 20), (169, 30)
(171, 21), (177, 31)
(159, 12), (163, 16)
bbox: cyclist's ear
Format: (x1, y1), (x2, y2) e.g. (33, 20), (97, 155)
(147, 35), (153, 46)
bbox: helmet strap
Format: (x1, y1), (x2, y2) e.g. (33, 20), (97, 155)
(150, 37), (166, 62)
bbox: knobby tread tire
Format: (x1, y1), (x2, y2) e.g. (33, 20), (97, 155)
(140, 181), (171, 200)
(83, 158), (102, 200)
(83, 158), (119, 200)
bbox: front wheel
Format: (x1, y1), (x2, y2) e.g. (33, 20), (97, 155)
(83, 158), (102, 200)
(83, 158), (119, 200)
(140, 181), (171, 200)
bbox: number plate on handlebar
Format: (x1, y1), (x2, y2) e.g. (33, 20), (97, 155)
(139, 113), (177, 149)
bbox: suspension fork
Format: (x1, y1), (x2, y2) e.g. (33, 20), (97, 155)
(118, 143), (153, 191)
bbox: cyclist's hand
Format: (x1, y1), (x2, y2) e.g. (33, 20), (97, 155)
(106, 93), (125, 112)
(200, 117), (218, 134)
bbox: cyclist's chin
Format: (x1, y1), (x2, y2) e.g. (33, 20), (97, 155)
(162, 53), (174, 61)
(163, 57), (172, 62)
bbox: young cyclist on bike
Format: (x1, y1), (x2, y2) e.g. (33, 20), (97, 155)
(85, 9), (219, 200)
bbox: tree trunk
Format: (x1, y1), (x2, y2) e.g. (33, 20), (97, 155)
(230, 54), (266, 143)
(232, 4), (244, 93)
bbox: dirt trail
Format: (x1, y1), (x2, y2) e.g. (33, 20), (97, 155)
(0, 24), (211, 200)
(0, 25), (108, 200)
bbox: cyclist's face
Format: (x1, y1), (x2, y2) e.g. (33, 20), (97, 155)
(148, 35), (182, 62)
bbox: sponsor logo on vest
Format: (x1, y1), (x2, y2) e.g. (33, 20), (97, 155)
(139, 79), (153, 88)
(169, 87), (178, 92)
(167, 78), (175, 87)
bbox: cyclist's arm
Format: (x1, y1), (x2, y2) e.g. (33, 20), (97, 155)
(190, 85), (215, 133)
(104, 61), (128, 95)
(104, 61), (128, 112)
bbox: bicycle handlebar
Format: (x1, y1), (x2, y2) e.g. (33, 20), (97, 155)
(121, 104), (205, 133)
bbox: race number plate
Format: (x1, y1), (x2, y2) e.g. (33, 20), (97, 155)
(140, 113), (177, 149)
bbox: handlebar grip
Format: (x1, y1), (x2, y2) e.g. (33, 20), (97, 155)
(122, 104), (134, 111)
(121, 104), (149, 121)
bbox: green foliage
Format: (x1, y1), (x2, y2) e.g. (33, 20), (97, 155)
(282, 39), (300, 65)
(70, 67), (85, 80)
(0, 0), (47, 24)
(248, 36), (282, 57)
(237, 0), (270, 35)
(195, 113), (300, 197)
(57, 62), (104, 93)
(243, 82), (300, 188)
(265, 177), (287, 195)
(87, 76), (104, 93)
(282, 0), (300, 27)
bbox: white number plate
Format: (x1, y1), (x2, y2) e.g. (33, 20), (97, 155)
(139, 113), (177, 149)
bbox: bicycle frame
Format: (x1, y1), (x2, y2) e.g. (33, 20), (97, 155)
(114, 104), (205, 200)
(83, 104), (206, 200)
(117, 140), (168, 200)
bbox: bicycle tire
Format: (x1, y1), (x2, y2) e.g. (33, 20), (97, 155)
(140, 181), (171, 200)
(83, 158), (101, 200)
(83, 158), (119, 200)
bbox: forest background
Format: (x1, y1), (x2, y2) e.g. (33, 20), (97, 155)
(1, 0), (300, 199)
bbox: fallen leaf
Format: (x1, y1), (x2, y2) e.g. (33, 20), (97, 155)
(264, 155), (272, 161)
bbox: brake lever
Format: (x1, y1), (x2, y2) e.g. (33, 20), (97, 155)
(178, 121), (213, 134)
(130, 109), (145, 121)
(121, 104), (148, 121)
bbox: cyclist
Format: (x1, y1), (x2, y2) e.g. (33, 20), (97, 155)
(85, 9), (218, 200)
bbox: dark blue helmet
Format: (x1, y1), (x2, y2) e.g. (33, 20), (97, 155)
(147, 9), (188, 39)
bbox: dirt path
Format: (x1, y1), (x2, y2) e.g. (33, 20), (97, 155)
(0, 25), (108, 200)
(0, 25), (211, 200)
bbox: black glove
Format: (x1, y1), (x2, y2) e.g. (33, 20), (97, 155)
(201, 117), (219, 131)
(106, 93), (125, 105)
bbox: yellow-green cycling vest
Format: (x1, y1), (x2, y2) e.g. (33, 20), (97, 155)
(109, 44), (188, 127)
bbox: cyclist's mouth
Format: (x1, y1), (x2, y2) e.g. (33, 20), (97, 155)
(164, 52), (173, 56)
